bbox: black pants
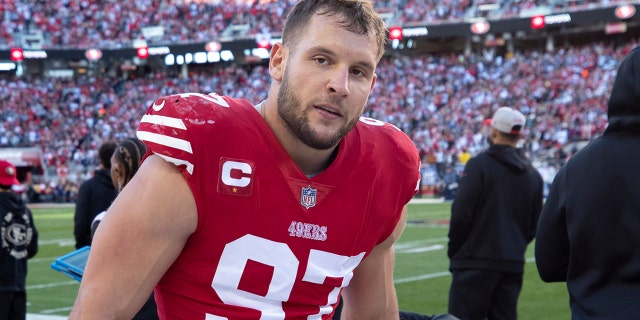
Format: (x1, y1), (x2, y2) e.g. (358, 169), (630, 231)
(133, 292), (159, 320)
(333, 296), (459, 320)
(448, 269), (522, 320)
(0, 291), (26, 320)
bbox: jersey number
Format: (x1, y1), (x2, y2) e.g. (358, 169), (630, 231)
(207, 234), (364, 320)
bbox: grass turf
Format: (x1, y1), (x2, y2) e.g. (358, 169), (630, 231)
(26, 202), (570, 318)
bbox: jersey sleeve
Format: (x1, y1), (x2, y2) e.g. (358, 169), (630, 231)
(359, 118), (421, 243)
(136, 92), (237, 176)
(375, 119), (421, 204)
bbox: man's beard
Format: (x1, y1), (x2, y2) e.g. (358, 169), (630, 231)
(277, 73), (359, 150)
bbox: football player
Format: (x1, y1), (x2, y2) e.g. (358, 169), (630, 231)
(70, 0), (420, 319)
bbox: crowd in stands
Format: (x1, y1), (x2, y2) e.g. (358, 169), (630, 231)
(0, 0), (631, 49)
(0, 0), (637, 201)
(2, 36), (638, 202)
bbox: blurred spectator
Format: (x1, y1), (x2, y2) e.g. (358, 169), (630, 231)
(535, 45), (640, 319)
(457, 148), (471, 164)
(0, 0), (626, 49)
(73, 140), (117, 249)
(0, 37), (638, 197)
(448, 107), (543, 320)
(0, 159), (38, 320)
(441, 166), (459, 201)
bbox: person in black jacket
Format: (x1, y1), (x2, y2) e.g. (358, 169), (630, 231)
(73, 140), (117, 249)
(447, 107), (543, 320)
(535, 46), (640, 319)
(0, 160), (38, 320)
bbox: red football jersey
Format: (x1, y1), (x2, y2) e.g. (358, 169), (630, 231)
(136, 93), (420, 319)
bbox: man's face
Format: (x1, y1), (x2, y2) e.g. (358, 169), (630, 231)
(275, 13), (378, 150)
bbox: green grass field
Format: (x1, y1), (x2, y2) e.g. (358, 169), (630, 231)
(26, 201), (570, 318)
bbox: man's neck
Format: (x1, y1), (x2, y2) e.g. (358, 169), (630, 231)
(258, 100), (337, 176)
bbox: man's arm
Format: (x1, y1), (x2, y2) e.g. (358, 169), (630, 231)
(535, 168), (570, 282)
(26, 207), (38, 259)
(339, 206), (407, 320)
(529, 173), (544, 243)
(70, 155), (197, 319)
(448, 158), (481, 258)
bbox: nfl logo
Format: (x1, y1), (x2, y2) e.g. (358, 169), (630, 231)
(300, 185), (317, 209)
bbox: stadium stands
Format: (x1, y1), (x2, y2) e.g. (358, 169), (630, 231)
(0, 0), (638, 201)
(0, 0), (630, 49)
(2, 38), (637, 198)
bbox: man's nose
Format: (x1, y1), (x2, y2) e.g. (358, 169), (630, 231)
(326, 67), (350, 96)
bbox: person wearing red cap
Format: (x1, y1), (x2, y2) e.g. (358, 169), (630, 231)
(447, 107), (543, 320)
(0, 159), (39, 320)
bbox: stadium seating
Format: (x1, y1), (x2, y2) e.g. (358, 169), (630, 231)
(2, 38), (637, 198)
(0, 0), (625, 49)
(0, 0), (636, 201)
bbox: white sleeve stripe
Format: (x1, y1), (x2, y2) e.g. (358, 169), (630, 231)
(140, 114), (187, 130)
(154, 152), (195, 175)
(137, 131), (194, 154)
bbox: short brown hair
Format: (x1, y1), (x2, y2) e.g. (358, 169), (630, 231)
(282, 0), (387, 61)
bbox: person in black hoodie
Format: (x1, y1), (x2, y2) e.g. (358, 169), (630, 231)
(0, 160), (38, 320)
(535, 46), (640, 319)
(73, 140), (117, 249)
(447, 107), (543, 320)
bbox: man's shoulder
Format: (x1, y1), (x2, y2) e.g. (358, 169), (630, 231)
(80, 170), (113, 189)
(354, 117), (417, 153)
(137, 93), (259, 175)
(142, 93), (254, 119)
(466, 151), (489, 164)
(138, 93), (257, 140)
(0, 193), (13, 211)
(350, 118), (420, 178)
(78, 175), (99, 189)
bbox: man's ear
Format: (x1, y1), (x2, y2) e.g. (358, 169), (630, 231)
(370, 72), (377, 92)
(269, 42), (286, 81)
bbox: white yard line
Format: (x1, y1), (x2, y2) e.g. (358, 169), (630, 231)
(408, 198), (445, 204)
(395, 271), (451, 283)
(27, 313), (69, 320)
(38, 238), (75, 246)
(27, 280), (77, 290)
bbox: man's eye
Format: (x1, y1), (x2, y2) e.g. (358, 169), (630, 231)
(314, 57), (328, 64)
(352, 69), (365, 77)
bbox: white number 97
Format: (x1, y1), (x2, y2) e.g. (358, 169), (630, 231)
(208, 234), (364, 319)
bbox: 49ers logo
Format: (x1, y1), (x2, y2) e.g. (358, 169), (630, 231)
(217, 158), (255, 196)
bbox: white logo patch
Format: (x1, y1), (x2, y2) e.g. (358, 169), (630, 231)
(300, 186), (317, 209)
(288, 221), (327, 241)
(152, 99), (165, 111)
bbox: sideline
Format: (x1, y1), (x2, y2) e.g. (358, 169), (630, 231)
(27, 315), (68, 320)
(27, 203), (75, 209)
(408, 197), (445, 204)
(25, 197), (446, 320)
(26, 198), (445, 209)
